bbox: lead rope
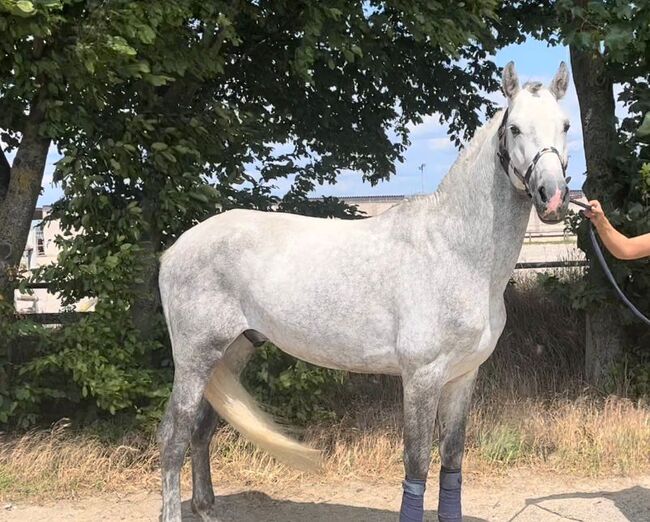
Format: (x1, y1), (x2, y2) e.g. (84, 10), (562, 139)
(570, 198), (650, 327)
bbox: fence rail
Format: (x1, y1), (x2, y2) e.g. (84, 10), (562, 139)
(22, 312), (84, 325)
(514, 260), (588, 270)
(18, 259), (588, 325)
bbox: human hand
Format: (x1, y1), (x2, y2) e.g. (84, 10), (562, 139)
(584, 200), (606, 227)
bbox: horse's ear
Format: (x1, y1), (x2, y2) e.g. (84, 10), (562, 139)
(549, 61), (570, 100)
(502, 61), (520, 100)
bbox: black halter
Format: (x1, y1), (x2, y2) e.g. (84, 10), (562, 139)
(497, 109), (570, 196)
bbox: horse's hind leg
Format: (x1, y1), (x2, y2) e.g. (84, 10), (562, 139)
(190, 334), (256, 521)
(400, 364), (444, 522)
(435, 369), (478, 522)
(189, 399), (219, 519)
(159, 331), (231, 522)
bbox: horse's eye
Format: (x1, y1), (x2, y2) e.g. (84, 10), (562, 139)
(563, 121), (571, 133)
(510, 125), (521, 136)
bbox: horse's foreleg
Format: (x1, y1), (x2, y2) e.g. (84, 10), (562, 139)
(400, 365), (444, 522)
(191, 335), (256, 521)
(435, 369), (478, 522)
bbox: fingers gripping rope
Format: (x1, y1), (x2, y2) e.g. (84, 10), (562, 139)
(570, 198), (650, 327)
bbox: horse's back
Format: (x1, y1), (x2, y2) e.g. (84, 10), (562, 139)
(158, 208), (385, 304)
(165, 208), (366, 255)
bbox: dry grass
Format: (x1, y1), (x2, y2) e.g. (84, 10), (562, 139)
(1, 272), (649, 501)
(0, 421), (159, 499)
(2, 396), (648, 501)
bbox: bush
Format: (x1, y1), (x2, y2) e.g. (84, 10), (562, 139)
(0, 302), (171, 429)
(243, 343), (346, 424)
(1, 300), (346, 428)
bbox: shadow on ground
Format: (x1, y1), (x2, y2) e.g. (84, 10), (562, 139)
(509, 486), (650, 522)
(178, 492), (488, 521)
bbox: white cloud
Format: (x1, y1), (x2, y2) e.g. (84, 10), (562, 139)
(427, 137), (454, 151)
(407, 114), (446, 139)
(567, 139), (582, 152)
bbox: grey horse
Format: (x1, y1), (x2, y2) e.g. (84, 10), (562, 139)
(158, 61), (571, 522)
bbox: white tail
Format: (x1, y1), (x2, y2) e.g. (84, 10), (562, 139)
(203, 362), (322, 472)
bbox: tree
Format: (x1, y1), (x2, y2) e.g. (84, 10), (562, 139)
(500, 0), (650, 389)
(566, 0), (650, 389)
(0, 0), (58, 302)
(1, 0), (505, 424)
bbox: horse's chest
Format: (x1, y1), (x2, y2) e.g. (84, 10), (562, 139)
(443, 298), (506, 379)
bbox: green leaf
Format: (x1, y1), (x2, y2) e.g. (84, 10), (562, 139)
(107, 36), (137, 56)
(15, 387), (30, 400)
(139, 25), (156, 44)
(143, 73), (173, 86)
(83, 58), (95, 73)
(16, 1), (34, 14)
(637, 113), (650, 138)
(189, 191), (208, 203)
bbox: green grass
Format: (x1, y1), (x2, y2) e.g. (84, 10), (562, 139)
(478, 425), (529, 465)
(0, 466), (15, 492)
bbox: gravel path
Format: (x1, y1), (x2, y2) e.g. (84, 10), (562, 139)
(4, 473), (649, 521)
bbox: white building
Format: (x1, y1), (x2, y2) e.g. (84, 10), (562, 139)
(333, 190), (587, 239)
(331, 192), (587, 266)
(20, 193), (586, 313)
(17, 206), (96, 314)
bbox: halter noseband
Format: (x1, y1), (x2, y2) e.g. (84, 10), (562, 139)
(497, 109), (570, 197)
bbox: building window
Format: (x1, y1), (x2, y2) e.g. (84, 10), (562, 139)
(35, 225), (45, 256)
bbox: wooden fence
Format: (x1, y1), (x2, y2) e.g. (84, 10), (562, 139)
(17, 259), (588, 325)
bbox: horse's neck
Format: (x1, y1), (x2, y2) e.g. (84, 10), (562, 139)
(406, 118), (531, 289)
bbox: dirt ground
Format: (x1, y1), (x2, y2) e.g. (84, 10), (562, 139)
(3, 472), (649, 522)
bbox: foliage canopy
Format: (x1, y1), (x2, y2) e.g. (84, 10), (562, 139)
(0, 0), (503, 426)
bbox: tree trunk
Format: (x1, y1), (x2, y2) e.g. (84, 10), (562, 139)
(569, 45), (617, 195)
(131, 238), (161, 345)
(0, 92), (50, 304)
(129, 85), (199, 346)
(0, 146), (10, 202)
(130, 180), (162, 347)
(584, 308), (622, 388)
(569, 43), (623, 387)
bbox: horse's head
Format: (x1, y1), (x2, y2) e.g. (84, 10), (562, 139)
(500, 61), (571, 223)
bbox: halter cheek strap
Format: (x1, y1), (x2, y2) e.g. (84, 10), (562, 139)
(497, 109), (570, 196)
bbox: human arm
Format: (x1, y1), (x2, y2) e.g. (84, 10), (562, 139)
(585, 200), (650, 260)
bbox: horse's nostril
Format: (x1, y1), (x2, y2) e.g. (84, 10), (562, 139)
(538, 186), (548, 203)
(563, 186), (570, 201)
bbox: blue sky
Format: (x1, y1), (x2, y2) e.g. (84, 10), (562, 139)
(310, 40), (589, 199)
(37, 39), (591, 206)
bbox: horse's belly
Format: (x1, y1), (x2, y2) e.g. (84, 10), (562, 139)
(256, 317), (400, 375)
(278, 339), (400, 375)
(244, 283), (401, 374)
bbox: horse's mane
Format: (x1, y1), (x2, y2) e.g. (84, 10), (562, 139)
(388, 110), (505, 212)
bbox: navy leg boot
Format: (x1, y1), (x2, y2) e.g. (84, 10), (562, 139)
(399, 477), (426, 522)
(437, 467), (462, 522)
